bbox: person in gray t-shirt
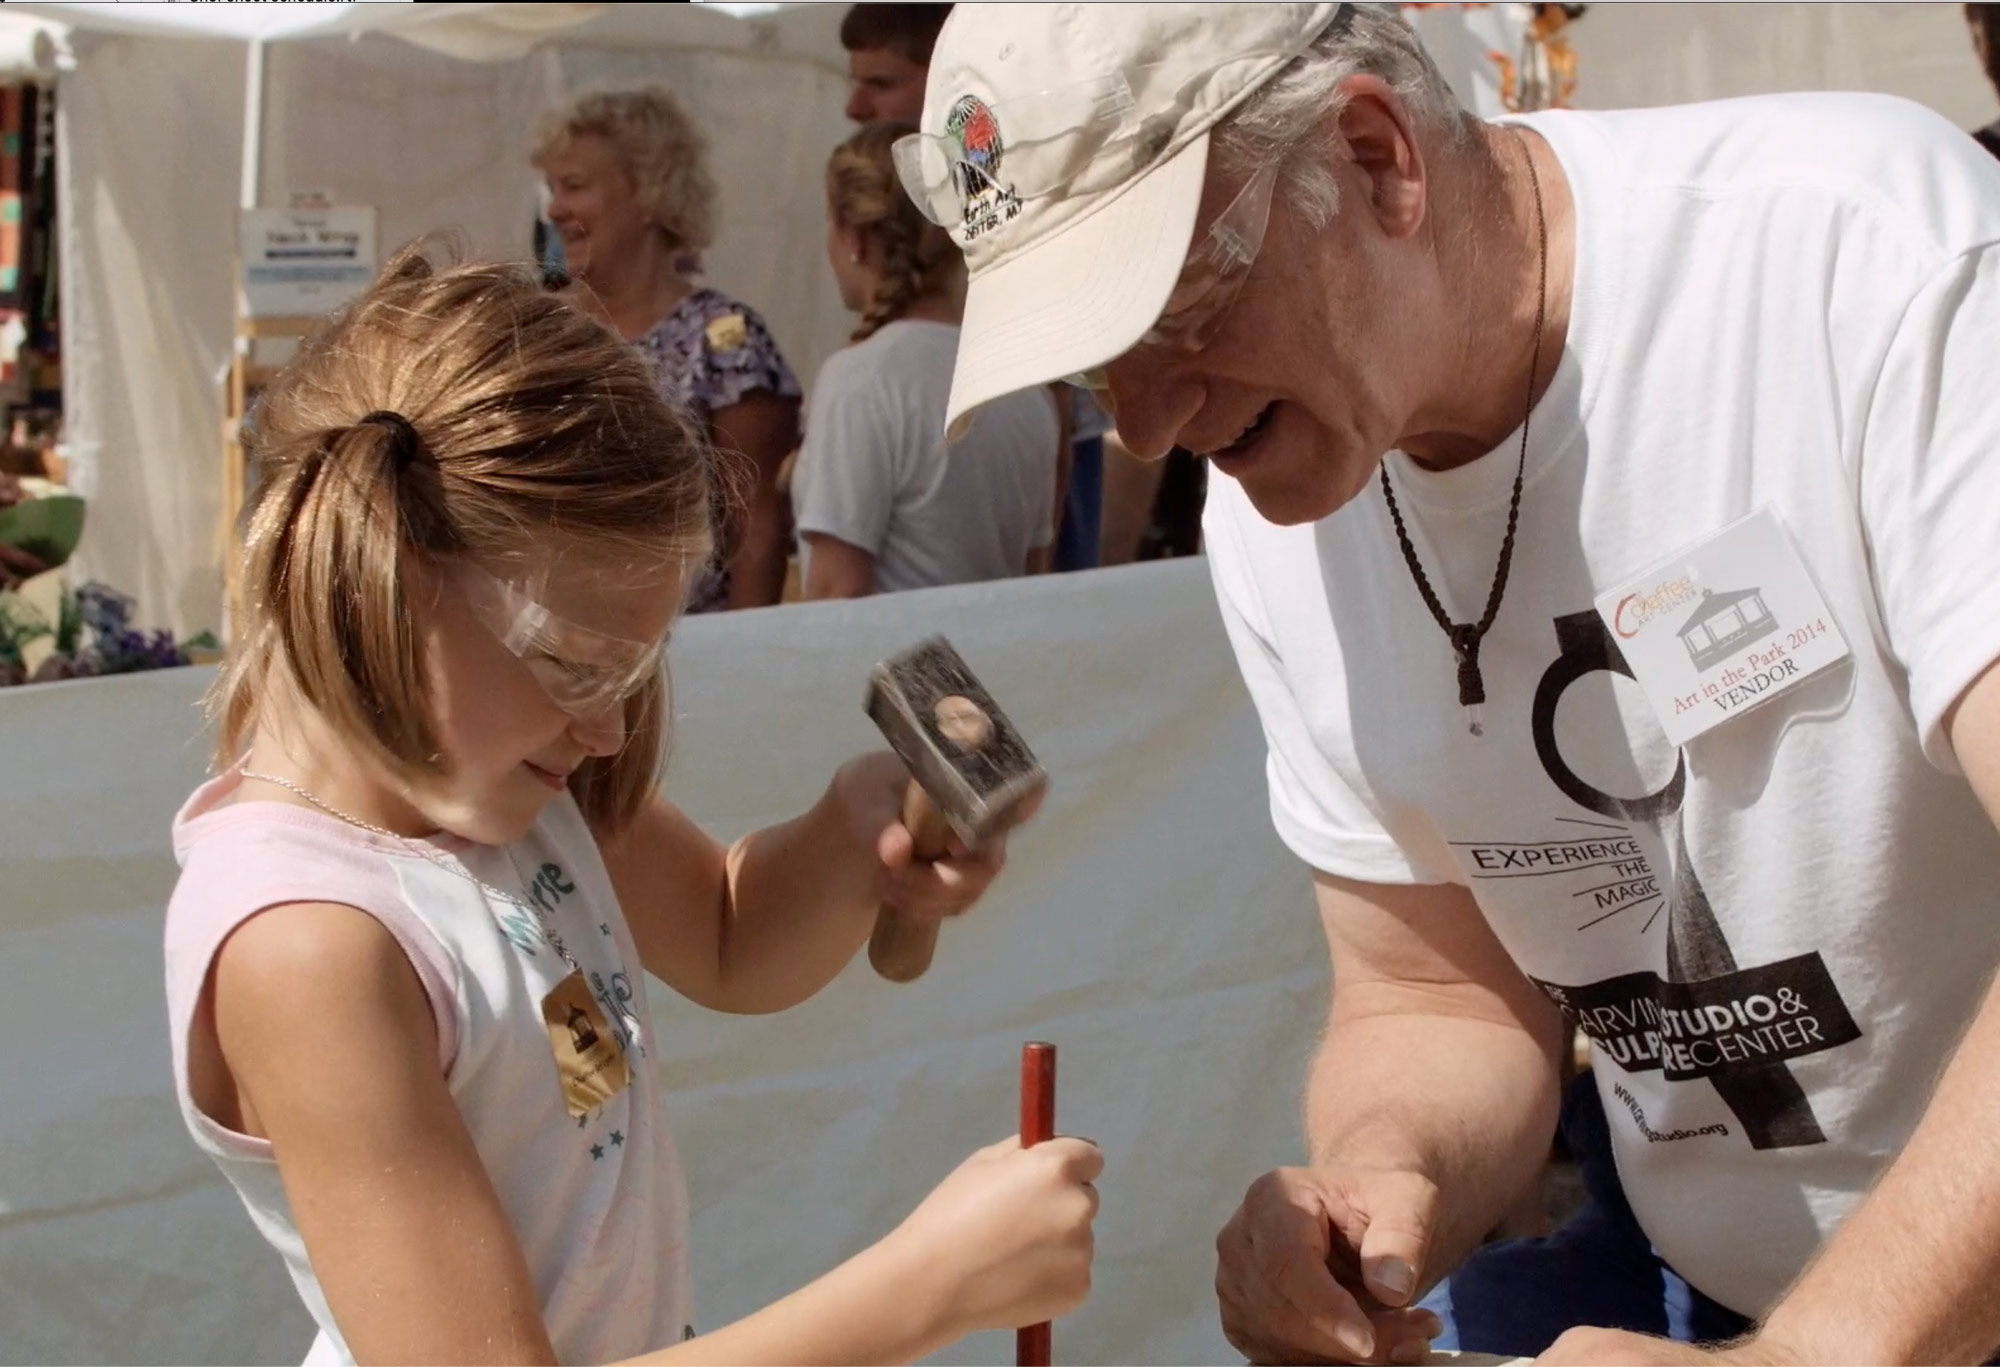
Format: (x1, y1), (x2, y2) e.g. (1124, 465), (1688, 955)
(792, 123), (1061, 598)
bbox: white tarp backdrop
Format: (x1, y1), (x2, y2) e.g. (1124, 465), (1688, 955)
(0, 558), (1329, 1366)
(1570, 2), (1997, 133)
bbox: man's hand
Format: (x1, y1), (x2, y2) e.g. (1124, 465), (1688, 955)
(1216, 1164), (1444, 1364)
(1537, 1327), (1812, 1365)
(1211, 873), (1565, 1364)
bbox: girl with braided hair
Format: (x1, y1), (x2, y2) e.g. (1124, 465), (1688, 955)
(792, 123), (1066, 599)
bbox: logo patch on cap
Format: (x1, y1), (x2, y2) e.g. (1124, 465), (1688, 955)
(945, 94), (1022, 241)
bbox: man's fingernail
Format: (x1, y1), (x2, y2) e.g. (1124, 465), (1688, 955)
(1390, 1341), (1430, 1366)
(1419, 1310), (1444, 1338)
(1370, 1257), (1415, 1299)
(1337, 1326), (1376, 1361)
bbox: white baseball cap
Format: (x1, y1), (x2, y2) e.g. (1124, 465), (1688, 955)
(904, 2), (1352, 434)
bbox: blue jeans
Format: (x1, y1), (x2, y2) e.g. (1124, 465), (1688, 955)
(1419, 1073), (1753, 1358)
(1055, 437), (1103, 572)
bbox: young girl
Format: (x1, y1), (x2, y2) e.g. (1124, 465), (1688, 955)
(790, 123), (1069, 600)
(165, 244), (1099, 1365)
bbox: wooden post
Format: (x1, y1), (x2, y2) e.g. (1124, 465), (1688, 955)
(219, 310), (320, 639)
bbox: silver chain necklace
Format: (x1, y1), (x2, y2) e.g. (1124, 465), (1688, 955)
(238, 766), (585, 976)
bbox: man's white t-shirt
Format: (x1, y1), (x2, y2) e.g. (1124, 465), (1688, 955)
(1203, 92), (2000, 1317)
(793, 319), (1058, 593)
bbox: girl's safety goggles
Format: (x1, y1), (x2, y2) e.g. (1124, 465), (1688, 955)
(455, 565), (665, 722)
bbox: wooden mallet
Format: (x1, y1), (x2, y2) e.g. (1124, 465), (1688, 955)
(1018, 1041), (1056, 1367)
(863, 636), (1048, 982)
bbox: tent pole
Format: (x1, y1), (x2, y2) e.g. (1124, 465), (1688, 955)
(240, 36), (264, 210)
(224, 35), (268, 642)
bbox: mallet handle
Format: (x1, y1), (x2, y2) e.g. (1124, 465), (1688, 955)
(1018, 1041), (1056, 1367)
(866, 781), (954, 982)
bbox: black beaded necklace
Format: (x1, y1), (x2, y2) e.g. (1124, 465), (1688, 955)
(1377, 130), (1548, 738)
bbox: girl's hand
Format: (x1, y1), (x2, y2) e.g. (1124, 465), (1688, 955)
(834, 750), (1044, 919)
(891, 1135), (1102, 1337)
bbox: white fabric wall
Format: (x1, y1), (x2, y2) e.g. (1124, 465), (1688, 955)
(260, 36), (553, 266)
(1569, 1), (1996, 128)
(256, 21), (856, 383)
(0, 558), (1329, 1366)
(1401, 2), (1524, 117)
(56, 32), (246, 642)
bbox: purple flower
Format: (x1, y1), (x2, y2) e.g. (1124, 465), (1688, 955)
(0, 579), (192, 687)
(75, 582), (136, 638)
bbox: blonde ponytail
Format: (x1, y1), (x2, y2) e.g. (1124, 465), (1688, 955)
(213, 236), (713, 834)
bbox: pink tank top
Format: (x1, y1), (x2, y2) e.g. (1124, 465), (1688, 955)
(164, 767), (693, 1364)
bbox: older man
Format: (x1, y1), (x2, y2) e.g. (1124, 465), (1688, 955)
(905, 3), (2000, 1363)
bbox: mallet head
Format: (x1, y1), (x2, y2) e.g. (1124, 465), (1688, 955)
(864, 635), (1047, 849)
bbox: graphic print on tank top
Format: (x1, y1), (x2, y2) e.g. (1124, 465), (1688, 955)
(1451, 609), (1861, 1150)
(492, 851), (651, 1163)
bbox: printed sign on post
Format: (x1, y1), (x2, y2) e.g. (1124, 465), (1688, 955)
(1593, 506), (1850, 747)
(238, 205), (377, 318)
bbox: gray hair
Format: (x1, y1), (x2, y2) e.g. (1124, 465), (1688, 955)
(1211, 3), (1473, 229)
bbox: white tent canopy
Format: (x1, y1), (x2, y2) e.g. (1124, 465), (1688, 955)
(0, 2), (1992, 642)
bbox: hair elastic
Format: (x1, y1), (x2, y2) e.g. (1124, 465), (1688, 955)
(357, 410), (423, 468)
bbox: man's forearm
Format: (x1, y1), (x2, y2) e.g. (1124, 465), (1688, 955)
(1307, 1005), (1562, 1282)
(1753, 664), (2000, 1362)
(1757, 970), (2000, 1365)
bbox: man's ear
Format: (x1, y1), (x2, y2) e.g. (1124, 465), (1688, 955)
(1332, 74), (1428, 240)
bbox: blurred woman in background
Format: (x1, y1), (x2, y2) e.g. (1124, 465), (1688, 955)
(533, 87), (801, 612)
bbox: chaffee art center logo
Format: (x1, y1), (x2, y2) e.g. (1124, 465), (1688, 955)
(945, 94), (1022, 241)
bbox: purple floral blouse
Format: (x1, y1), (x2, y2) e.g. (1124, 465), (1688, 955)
(635, 288), (802, 613)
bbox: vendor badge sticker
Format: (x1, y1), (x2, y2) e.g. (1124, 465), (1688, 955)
(1594, 506), (1849, 747)
(542, 971), (630, 1117)
(704, 312), (747, 352)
